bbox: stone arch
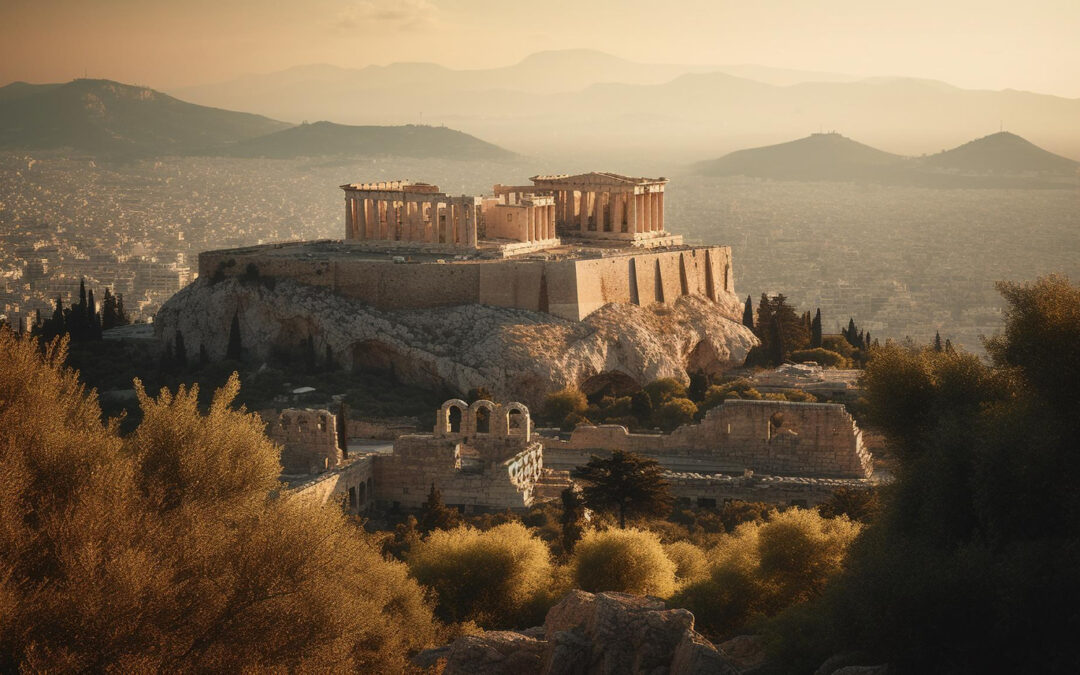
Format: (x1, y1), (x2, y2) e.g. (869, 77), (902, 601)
(504, 402), (531, 441)
(469, 399), (499, 435)
(436, 398), (469, 436)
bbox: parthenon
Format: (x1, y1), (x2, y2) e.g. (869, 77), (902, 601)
(342, 180), (481, 248)
(341, 172), (681, 253)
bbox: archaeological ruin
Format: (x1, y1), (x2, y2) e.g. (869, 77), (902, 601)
(284, 399), (876, 513)
(285, 401), (568, 513)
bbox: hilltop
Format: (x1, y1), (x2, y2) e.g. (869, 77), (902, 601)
(923, 131), (1078, 174)
(692, 131), (1078, 186)
(0, 79), (515, 160)
(0, 79), (288, 156)
(225, 120), (514, 160)
(692, 132), (906, 181)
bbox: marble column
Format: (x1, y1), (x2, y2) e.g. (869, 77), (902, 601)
(547, 204), (555, 239)
(527, 206), (535, 241)
(467, 203), (478, 248)
(597, 192), (607, 232)
(578, 190), (587, 232)
(657, 191), (664, 232)
(628, 192), (638, 234)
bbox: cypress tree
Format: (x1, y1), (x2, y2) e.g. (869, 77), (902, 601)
(226, 311), (243, 361)
(811, 308), (823, 348)
(174, 330), (188, 368)
(116, 294), (129, 326)
(933, 331), (943, 352)
(419, 483), (458, 533)
(742, 294), (754, 329)
(560, 487), (586, 553)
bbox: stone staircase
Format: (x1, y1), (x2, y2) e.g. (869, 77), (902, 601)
(533, 468), (573, 501)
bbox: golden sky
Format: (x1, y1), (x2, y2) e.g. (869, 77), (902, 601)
(2, 0), (1078, 97)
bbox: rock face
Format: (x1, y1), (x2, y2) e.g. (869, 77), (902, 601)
(426, 591), (739, 675)
(154, 278), (756, 408)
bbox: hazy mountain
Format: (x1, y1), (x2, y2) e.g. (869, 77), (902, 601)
(168, 51), (1080, 163)
(226, 121), (514, 160)
(693, 132), (905, 180)
(691, 131), (1077, 187)
(0, 79), (289, 156)
(923, 131), (1078, 174)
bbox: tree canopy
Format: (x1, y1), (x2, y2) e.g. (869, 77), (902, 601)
(571, 450), (672, 528)
(0, 329), (437, 671)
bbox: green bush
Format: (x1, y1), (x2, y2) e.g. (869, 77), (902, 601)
(671, 509), (859, 638)
(572, 528), (677, 597)
(663, 541), (708, 587)
(542, 388), (587, 426)
(789, 348), (850, 368)
(408, 522), (553, 628)
(655, 397), (698, 432)
(643, 377), (687, 408)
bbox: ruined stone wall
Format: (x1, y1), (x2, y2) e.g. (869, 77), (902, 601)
(265, 408), (343, 475)
(542, 400), (873, 478)
(665, 472), (874, 508)
(372, 435), (543, 510)
(288, 455), (375, 515)
(198, 245), (733, 322)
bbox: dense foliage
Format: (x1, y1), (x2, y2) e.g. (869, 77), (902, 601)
(767, 275), (1080, 673)
(0, 330), (437, 671)
(572, 528), (678, 597)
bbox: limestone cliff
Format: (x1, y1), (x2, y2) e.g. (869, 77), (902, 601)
(154, 278), (756, 407)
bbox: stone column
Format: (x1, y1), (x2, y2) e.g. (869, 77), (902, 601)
(597, 192), (607, 232)
(345, 196), (354, 239)
(356, 197), (369, 239)
(657, 191), (665, 232)
(628, 192), (638, 234)
(468, 202), (479, 248)
(578, 190), (588, 232)
(547, 204), (555, 239)
(526, 205), (534, 241)
(611, 193), (622, 233)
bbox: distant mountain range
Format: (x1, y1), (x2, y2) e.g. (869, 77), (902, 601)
(226, 121), (514, 160)
(0, 79), (513, 160)
(692, 131), (1079, 186)
(0, 79), (288, 156)
(166, 50), (1080, 163)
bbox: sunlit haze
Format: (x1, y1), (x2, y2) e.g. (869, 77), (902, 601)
(3, 0), (1079, 97)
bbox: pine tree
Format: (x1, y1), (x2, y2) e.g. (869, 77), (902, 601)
(571, 450), (672, 528)
(226, 311), (243, 361)
(845, 318), (858, 347)
(933, 331), (943, 352)
(811, 308), (823, 348)
(742, 294), (754, 329)
(419, 483), (458, 533)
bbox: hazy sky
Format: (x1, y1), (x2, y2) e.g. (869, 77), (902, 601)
(2, 0), (1078, 97)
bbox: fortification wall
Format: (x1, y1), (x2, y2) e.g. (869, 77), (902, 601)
(198, 245), (732, 321)
(542, 400), (873, 479)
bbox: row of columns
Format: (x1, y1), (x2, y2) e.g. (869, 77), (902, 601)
(345, 194), (479, 248)
(552, 188), (664, 235)
(524, 203), (556, 241)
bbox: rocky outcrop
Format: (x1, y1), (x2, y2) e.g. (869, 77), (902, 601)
(154, 278), (756, 408)
(420, 591), (739, 675)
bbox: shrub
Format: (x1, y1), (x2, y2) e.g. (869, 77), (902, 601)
(541, 388), (587, 426)
(0, 330), (438, 671)
(671, 509), (859, 638)
(789, 348), (850, 369)
(655, 397), (697, 432)
(663, 541), (708, 587)
(408, 522), (553, 628)
(572, 528), (677, 597)
(643, 377), (687, 408)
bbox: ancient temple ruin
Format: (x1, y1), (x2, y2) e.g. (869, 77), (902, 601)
(286, 401), (564, 513)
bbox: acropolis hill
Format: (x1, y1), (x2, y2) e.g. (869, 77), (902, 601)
(160, 172), (758, 404)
